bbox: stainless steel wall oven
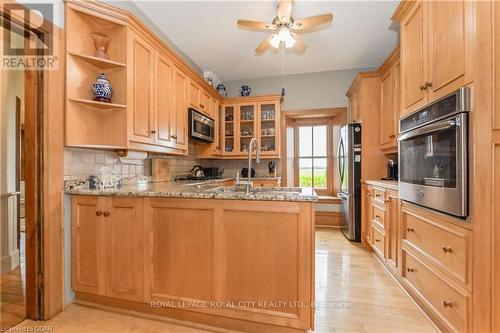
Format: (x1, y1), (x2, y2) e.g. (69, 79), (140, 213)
(398, 87), (470, 218)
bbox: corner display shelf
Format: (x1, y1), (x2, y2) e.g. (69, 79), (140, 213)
(67, 51), (126, 69)
(68, 97), (126, 110)
(65, 3), (129, 149)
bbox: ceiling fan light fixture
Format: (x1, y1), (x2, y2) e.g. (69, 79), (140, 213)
(270, 34), (281, 48)
(285, 37), (295, 48)
(278, 27), (293, 42)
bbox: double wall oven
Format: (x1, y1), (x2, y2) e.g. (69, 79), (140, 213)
(398, 87), (470, 218)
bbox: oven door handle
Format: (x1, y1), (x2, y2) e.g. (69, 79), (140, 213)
(398, 118), (457, 141)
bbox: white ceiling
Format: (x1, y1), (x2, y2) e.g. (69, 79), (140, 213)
(133, 1), (400, 82)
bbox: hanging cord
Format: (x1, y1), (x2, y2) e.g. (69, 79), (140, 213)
(280, 44), (285, 99)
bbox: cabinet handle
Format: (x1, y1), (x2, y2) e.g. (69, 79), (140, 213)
(442, 300), (453, 308)
(407, 267), (415, 273)
(375, 238), (381, 242)
(151, 130), (157, 134)
(367, 193), (372, 197)
(375, 194), (381, 198)
(389, 134), (396, 139)
(171, 135), (178, 139)
(425, 82), (433, 89)
(406, 227), (414, 232)
(375, 215), (381, 219)
(419, 84), (425, 91)
(442, 246), (453, 254)
(96, 210), (103, 216)
(103, 211), (111, 217)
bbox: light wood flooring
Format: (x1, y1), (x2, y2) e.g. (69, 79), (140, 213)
(15, 229), (437, 333)
(1, 233), (26, 330)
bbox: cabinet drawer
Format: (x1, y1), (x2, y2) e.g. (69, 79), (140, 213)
(402, 205), (472, 286)
(372, 227), (385, 257)
(402, 250), (470, 333)
(372, 204), (386, 227)
(254, 180), (277, 187)
(372, 188), (386, 204)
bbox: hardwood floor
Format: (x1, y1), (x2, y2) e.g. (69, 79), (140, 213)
(15, 229), (436, 333)
(0, 233), (26, 330)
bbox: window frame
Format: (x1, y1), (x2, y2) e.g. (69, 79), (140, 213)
(293, 118), (334, 195)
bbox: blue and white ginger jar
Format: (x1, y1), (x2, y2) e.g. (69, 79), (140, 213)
(240, 85), (251, 97)
(92, 73), (113, 103)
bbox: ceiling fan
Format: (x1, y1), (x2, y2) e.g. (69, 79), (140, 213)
(237, 0), (333, 55)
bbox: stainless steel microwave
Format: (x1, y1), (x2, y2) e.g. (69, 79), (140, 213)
(398, 87), (470, 218)
(188, 108), (214, 143)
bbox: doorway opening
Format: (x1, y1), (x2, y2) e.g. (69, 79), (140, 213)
(0, 9), (45, 330)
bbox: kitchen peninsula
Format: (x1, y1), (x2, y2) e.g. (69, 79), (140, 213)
(67, 179), (317, 332)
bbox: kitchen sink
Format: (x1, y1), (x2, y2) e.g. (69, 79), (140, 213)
(206, 186), (302, 196)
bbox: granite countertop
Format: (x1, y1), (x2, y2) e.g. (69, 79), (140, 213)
(362, 179), (399, 191)
(65, 178), (317, 202)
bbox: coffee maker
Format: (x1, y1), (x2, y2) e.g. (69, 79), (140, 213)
(382, 157), (398, 181)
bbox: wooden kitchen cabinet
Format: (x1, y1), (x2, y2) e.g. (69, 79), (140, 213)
(129, 31), (155, 145)
(72, 196), (105, 296)
(72, 196), (145, 302)
(172, 68), (188, 150)
(378, 46), (400, 152)
(155, 51), (175, 148)
(65, 1), (222, 155)
(202, 95), (281, 159)
(394, 0), (474, 117)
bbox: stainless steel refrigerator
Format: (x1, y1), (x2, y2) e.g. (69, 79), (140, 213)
(337, 123), (362, 241)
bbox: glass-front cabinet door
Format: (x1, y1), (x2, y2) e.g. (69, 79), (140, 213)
(238, 103), (257, 154)
(223, 105), (236, 154)
(258, 102), (280, 156)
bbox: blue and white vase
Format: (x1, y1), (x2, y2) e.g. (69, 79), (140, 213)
(216, 84), (227, 98)
(92, 73), (113, 103)
(240, 85), (251, 97)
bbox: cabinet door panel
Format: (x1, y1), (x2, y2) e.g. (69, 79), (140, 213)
(200, 90), (210, 115)
(130, 33), (155, 144)
(221, 210), (302, 316)
(259, 101), (280, 157)
(155, 53), (175, 147)
(147, 202), (215, 301)
(72, 196), (105, 295)
(427, 0), (468, 101)
(400, 1), (427, 117)
(173, 68), (188, 149)
(188, 80), (200, 109)
(105, 198), (144, 302)
(380, 69), (394, 146)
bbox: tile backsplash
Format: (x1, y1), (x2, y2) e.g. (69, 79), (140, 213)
(64, 141), (281, 182)
(64, 147), (144, 180)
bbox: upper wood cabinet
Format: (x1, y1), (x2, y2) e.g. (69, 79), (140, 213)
(64, 1), (222, 155)
(395, 0), (474, 117)
(129, 31), (155, 145)
(155, 51), (175, 148)
(378, 47), (400, 152)
(173, 68), (188, 150)
(72, 195), (145, 302)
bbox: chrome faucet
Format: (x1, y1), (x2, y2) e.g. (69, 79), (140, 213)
(237, 137), (260, 193)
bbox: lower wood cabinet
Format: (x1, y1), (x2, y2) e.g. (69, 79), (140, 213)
(72, 195), (314, 332)
(72, 196), (144, 302)
(362, 184), (473, 333)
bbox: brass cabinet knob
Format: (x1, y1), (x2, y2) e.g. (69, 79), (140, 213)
(103, 211), (111, 217)
(442, 300), (453, 308)
(442, 246), (453, 253)
(375, 194), (381, 198)
(419, 84), (425, 91)
(375, 239), (381, 242)
(96, 210), (103, 216)
(407, 267), (415, 272)
(406, 227), (414, 232)
(170, 135), (178, 139)
(375, 215), (381, 219)
(151, 130), (157, 134)
(426, 81), (433, 89)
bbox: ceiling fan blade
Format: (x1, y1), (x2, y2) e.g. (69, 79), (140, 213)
(255, 35), (274, 55)
(293, 14), (333, 30)
(291, 32), (306, 53)
(237, 19), (275, 31)
(278, 0), (292, 19)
